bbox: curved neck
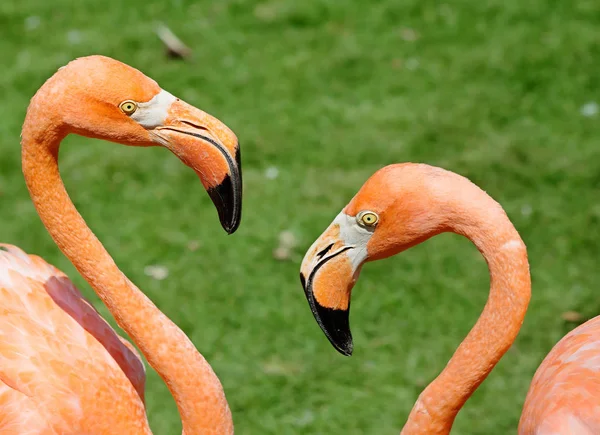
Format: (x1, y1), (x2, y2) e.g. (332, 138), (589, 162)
(21, 126), (233, 434)
(401, 186), (531, 434)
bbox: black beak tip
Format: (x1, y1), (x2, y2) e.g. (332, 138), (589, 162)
(207, 153), (242, 235)
(301, 272), (354, 357)
(317, 307), (353, 357)
(337, 342), (353, 356)
(223, 221), (239, 235)
(207, 181), (240, 234)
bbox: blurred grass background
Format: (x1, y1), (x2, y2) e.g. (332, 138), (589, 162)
(1, 0), (599, 433)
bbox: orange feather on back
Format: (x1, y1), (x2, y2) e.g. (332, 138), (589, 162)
(519, 317), (600, 433)
(0, 244), (150, 434)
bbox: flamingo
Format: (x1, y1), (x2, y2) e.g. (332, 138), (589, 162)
(300, 163), (599, 434)
(0, 55), (242, 434)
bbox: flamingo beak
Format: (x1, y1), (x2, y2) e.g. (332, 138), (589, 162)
(299, 213), (370, 356)
(154, 98), (242, 234)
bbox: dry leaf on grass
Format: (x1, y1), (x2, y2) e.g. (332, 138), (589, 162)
(144, 265), (169, 281)
(155, 23), (192, 59)
(272, 230), (298, 261)
(561, 311), (584, 322)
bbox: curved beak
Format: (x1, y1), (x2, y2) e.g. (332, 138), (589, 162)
(299, 214), (369, 356)
(152, 98), (242, 234)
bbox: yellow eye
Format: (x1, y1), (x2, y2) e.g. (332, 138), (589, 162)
(358, 211), (379, 227)
(119, 100), (137, 115)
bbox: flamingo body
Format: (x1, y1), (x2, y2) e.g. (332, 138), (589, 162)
(299, 163), (600, 434)
(0, 244), (149, 434)
(519, 317), (600, 434)
(5, 55), (243, 434)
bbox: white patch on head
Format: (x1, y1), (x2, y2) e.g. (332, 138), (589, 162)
(301, 211), (376, 276)
(333, 212), (374, 270)
(129, 89), (177, 128)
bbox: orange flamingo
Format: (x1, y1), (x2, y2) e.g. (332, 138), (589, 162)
(300, 163), (599, 434)
(0, 55), (242, 434)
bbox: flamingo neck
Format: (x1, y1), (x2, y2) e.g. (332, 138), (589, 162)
(21, 120), (233, 435)
(401, 184), (531, 434)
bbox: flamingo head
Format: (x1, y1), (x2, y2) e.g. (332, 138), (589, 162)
(300, 164), (451, 355)
(28, 55), (242, 234)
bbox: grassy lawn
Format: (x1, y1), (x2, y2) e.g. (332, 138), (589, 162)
(1, 0), (599, 433)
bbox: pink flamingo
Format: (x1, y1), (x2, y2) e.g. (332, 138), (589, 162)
(0, 55), (242, 434)
(300, 163), (599, 434)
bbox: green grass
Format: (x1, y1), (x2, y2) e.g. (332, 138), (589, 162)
(1, 0), (600, 433)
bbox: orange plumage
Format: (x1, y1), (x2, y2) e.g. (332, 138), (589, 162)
(0, 244), (148, 434)
(1, 55), (242, 434)
(300, 163), (600, 434)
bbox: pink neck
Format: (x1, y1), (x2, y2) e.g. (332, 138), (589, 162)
(401, 187), (531, 434)
(21, 123), (233, 434)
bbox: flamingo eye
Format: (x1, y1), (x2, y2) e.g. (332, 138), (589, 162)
(357, 211), (379, 227)
(119, 100), (138, 115)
